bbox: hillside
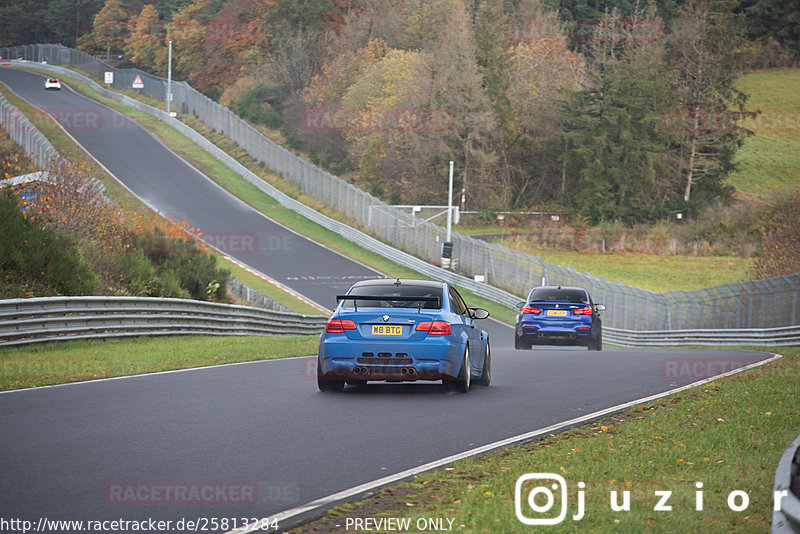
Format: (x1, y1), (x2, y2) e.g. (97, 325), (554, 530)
(728, 69), (800, 201)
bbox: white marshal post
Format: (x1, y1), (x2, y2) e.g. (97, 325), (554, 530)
(441, 160), (455, 269)
(447, 160), (454, 241)
(166, 40), (172, 115)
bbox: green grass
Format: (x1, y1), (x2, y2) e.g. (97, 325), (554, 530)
(0, 334), (318, 391)
(296, 347), (799, 533)
(729, 69), (800, 200)
(497, 243), (753, 293)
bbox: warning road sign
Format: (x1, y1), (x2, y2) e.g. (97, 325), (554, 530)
(132, 75), (144, 89)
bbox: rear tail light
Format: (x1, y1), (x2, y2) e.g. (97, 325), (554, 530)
(573, 306), (593, 315)
(522, 305), (542, 314)
(416, 321), (452, 335)
(326, 319), (357, 333)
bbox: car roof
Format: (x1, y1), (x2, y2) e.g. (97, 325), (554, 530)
(351, 278), (445, 289)
(534, 285), (586, 291)
(529, 286), (590, 299)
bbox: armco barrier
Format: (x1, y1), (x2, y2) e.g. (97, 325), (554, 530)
(0, 296), (327, 347)
(2, 46), (798, 332)
(605, 325), (800, 347)
(772, 432), (800, 533)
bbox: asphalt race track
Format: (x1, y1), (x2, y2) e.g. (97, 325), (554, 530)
(0, 68), (777, 531)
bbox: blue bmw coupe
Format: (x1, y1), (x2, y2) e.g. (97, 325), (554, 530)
(317, 279), (491, 392)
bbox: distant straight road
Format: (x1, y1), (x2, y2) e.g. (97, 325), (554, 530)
(0, 67), (381, 311)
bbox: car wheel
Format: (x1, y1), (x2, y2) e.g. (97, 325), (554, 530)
(448, 345), (471, 393)
(588, 332), (603, 351)
(477, 341), (491, 386)
(317, 362), (345, 392)
(514, 334), (531, 350)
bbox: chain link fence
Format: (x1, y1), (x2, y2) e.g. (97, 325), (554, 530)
(0, 90), (57, 166)
(3, 44), (798, 331)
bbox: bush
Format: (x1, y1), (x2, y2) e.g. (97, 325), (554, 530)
(237, 85), (284, 129)
(753, 188), (800, 278)
(0, 191), (97, 298)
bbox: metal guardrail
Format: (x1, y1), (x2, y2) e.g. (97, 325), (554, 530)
(0, 297), (327, 347)
(605, 325), (800, 347)
(2, 45), (798, 333)
(772, 432), (800, 533)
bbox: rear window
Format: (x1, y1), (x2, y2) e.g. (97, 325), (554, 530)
(529, 288), (588, 303)
(344, 284), (442, 309)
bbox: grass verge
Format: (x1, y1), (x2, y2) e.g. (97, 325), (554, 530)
(20, 66), (518, 324)
(0, 335), (318, 391)
(294, 347), (798, 533)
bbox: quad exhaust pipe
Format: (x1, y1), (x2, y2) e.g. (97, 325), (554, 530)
(352, 366), (418, 378)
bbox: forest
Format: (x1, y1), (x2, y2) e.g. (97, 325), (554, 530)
(1, 0), (798, 224)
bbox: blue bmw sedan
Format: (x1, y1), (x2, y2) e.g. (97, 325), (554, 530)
(318, 279), (491, 392)
(515, 286), (605, 351)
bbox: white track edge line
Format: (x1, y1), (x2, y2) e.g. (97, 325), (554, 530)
(0, 355), (317, 395)
(227, 352), (783, 534)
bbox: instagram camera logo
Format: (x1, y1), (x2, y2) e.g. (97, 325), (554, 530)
(515, 473), (577, 525)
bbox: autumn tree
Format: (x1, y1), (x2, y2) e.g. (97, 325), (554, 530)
(93, 0), (130, 57)
(753, 188), (800, 279)
(124, 4), (166, 73)
(398, 0), (460, 50)
(506, 38), (585, 205)
(560, 10), (680, 222)
(667, 0), (748, 208)
(473, 2), (513, 138)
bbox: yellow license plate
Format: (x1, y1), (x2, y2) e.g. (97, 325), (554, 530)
(372, 325), (402, 335)
(547, 310), (568, 316)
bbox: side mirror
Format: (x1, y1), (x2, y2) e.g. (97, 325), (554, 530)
(515, 301), (526, 310)
(469, 308), (490, 320)
(596, 304), (606, 311)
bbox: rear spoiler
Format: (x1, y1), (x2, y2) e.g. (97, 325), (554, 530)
(336, 295), (440, 312)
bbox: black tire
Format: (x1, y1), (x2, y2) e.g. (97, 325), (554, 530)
(448, 345), (471, 393)
(317, 362), (345, 392)
(588, 331), (603, 351)
(514, 334), (532, 350)
(477, 341), (491, 386)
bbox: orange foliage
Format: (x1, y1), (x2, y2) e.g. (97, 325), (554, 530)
(304, 38), (390, 107)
